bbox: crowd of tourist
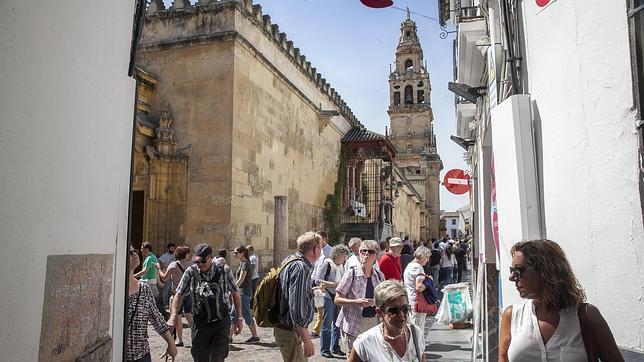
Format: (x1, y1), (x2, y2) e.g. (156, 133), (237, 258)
(126, 232), (628, 362)
(125, 233), (472, 361)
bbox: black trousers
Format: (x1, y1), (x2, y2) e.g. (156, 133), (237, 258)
(191, 317), (231, 362)
(456, 261), (466, 283)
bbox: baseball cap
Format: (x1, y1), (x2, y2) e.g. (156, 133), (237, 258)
(389, 237), (403, 247)
(193, 243), (213, 263)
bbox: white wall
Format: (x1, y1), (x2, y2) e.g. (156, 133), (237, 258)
(0, 1), (134, 360)
(445, 216), (459, 238)
(519, 0), (644, 352)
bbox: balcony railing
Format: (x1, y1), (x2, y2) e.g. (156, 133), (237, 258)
(458, 6), (484, 22)
(438, 0), (484, 26)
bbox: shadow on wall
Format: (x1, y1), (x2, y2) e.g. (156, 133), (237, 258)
(531, 99), (548, 238)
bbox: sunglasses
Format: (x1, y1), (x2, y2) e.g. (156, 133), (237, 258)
(195, 256), (210, 264)
(509, 265), (532, 279)
(381, 304), (409, 316)
(360, 249), (377, 255)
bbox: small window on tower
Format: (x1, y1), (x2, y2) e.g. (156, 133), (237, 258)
(404, 59), (413, 72)
(417, 90), (425, 104)
(404, 85), (413, 104)
(406, 31), (411, 37)
(393, 92), (401, 105)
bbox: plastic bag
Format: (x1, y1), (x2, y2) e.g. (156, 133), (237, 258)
(313, 287), (325, 308)
(436, 282), (472, 324)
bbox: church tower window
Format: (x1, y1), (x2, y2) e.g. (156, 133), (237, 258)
(393, 92), (401, 105)
(404, 85), (413, 104)
(417, 89), (425, 104)
(404, 59), (413, 72)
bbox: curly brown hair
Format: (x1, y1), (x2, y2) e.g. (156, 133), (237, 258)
(511, 239), (586, 309)
(174, 245), (190, 260)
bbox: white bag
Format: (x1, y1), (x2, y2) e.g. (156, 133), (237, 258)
(436, 282), (473, 324)
(313, 287), (325, 308)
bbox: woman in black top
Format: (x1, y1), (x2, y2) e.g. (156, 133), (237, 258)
(230, 245), (260, 343)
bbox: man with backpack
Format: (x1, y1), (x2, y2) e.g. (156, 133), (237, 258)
(274, 231), (322, 361)
(168, 243), (242, 361)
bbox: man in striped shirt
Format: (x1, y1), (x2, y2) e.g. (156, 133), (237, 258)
(169, 243), (243, 361)
(274, 231), (322, 361)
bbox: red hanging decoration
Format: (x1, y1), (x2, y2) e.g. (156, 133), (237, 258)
(360, 0), (394, 8)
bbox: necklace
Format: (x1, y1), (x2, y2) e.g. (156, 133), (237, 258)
(381, 322), (406, 340)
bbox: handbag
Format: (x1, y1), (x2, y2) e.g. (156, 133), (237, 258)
(422, 277), (439, 304)
(415, 292), (439, 315)
(414, 274), (439, 315)
(578, 303), (599, 362)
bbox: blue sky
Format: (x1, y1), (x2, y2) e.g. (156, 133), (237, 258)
(162, 0), (469, 211)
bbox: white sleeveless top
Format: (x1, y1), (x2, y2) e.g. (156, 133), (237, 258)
(507, 300), (587, 362)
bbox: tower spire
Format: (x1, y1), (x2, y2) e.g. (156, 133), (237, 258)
(406, 7), (411, 20)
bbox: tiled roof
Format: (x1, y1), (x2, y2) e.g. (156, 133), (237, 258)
(342, 127), (387, 142)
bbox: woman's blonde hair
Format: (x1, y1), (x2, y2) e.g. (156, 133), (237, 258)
(374, 280), (407, 308)
(511, 239), (586, 309)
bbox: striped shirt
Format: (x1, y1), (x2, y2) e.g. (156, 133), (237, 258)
(277, 252), (315, 328)
(335, 265), (384, 337)
(126, 282), (168, 361)
(175, 263), (238, 309)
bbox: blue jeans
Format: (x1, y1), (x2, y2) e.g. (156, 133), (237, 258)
(231, 294), (255, 326)
(162, 280), (172, 308)
(321, 297), (341, 354)
(431, 265), (440, 285)
(439, 267), (454, 287)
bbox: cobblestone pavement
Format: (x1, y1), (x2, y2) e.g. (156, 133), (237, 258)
(147, 319), (335, 362)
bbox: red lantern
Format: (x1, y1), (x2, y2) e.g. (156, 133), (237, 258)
(360, 0), (394, 8)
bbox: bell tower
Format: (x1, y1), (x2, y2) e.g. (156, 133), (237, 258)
(388, 11), (443, 239)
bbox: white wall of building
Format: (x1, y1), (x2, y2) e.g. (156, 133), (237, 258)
(444, 215), (459, 238)
(0, 1), (134, 360)
(514, 0), (644, 352)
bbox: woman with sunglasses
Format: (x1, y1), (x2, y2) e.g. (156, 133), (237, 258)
(127, 246), (177, 361)
(349, 280), (426, 362)
(229, 245), (260, 343)
(335, 239), (385, 353)
(499, 239), (623, 362)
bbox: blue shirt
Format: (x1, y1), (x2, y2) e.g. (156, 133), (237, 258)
(278, 252), (315, 328)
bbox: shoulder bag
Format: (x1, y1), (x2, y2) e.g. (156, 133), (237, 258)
(578, 303), (599, 362)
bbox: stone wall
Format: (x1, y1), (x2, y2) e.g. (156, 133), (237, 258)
(391, 165), (424, 240)
(137, 0), (355, 268)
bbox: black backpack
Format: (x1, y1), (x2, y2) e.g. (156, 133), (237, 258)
(191, 265), (228, 324)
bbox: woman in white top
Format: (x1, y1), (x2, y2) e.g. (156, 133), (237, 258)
(349, 280), (426, 362)
(438, 244), (455, 288)
(499, 239), (623, 362)
(312, 244), (350, 358)
(156, 245), (193, 347)
(403, 246), (431, 333)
